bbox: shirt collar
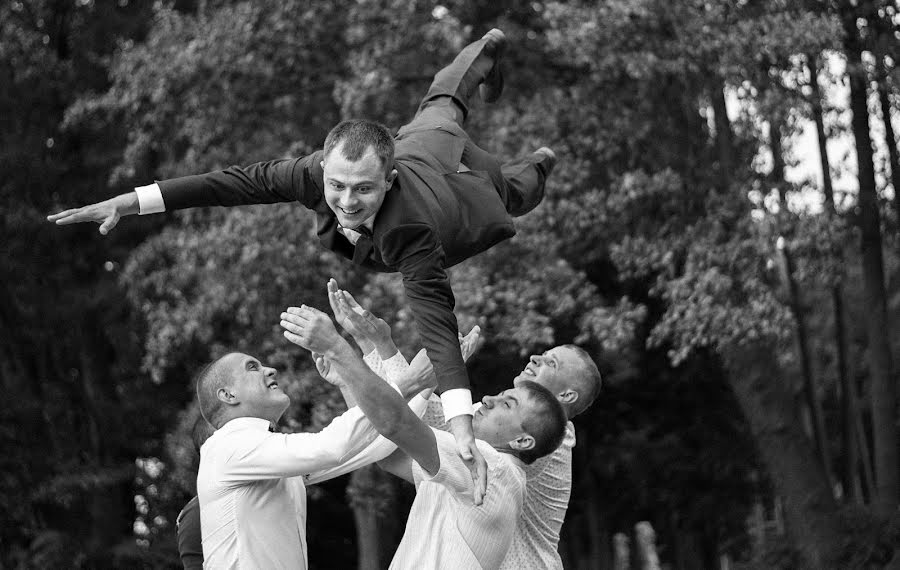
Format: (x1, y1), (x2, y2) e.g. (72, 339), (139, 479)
(217, 417), (272, 433)
(339, 215), (376, 234)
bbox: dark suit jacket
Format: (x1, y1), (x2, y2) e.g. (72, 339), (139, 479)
(176, 496), (202, 570)
(157, 124), (515, 393)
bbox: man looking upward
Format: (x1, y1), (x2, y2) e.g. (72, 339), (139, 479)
(280, 305), (568, 570)
(330, 284), (602, 569)
(48, 29), (556, 500)
(194, 343), (433, 569)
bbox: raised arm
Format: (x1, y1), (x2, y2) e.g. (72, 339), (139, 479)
(380, 223), (487, 503)
(47, 154), (323, 234)
(281, 305), (440, 475)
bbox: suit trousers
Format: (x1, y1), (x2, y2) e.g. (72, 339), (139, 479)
(397, 34), (551, 217)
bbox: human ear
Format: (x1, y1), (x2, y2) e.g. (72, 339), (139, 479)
(509, 434), (535, 452)
(558, 389), (579, 406)
(217, 387), (238, 406)
(386, 169), (398, 188)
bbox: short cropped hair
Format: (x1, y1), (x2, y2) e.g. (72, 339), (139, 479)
(191, 416), (215, 452)
(517, 380), (568, 465)
(195, 354), (235, 428)
(323, 119), (395, 176)
(563, 344), (602, 417)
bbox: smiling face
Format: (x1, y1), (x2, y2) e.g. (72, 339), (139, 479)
(217, 352), (289, 422)
(513, 346), (581, 393)
(322, 142), (396, 230)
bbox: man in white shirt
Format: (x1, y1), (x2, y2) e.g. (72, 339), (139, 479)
(281, 303), (569, 570)
(194, 333), (435, 570)
(333, 283), (601, 570)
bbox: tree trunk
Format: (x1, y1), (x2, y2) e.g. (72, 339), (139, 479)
(778, 239), (834, 488)
(847, 43), (899, 514)
(721, 344), (843, 568)
(770, 114), (788, 203)
(809, 53), (864, 504)
(348, 466), (383, 570)
(710, 83), (734, 190)
(876, 59), (900, 230)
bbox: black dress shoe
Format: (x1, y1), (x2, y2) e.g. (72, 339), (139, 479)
(479, 28), (506, 103)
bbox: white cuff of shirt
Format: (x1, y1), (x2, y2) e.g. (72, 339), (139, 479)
(362, 349), (381, 371)
(440, 388), (473, 420)
(135, 183), (165, 215)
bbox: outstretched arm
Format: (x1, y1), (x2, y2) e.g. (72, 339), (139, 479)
(281, 305), (440, 475)
(380, 224), (488, 504)
(47, 155), (323, 234)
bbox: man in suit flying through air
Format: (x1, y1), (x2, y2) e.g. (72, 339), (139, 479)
(48, 28), (557, 501)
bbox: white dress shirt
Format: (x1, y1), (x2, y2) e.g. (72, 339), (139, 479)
(420, 395), (577, 570)
(390, 429), (526, 570)
(197, 409), (379, 570)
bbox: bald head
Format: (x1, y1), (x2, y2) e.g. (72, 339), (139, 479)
(514, 345), (602, 419)
(195, 353), (238, 428)
(560, 345), (601, 417)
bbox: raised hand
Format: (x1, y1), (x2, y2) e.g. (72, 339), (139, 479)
(280, 305), (348, 357)
(448, 415), (487, 506)
(458, 325), (484, 363)
(311, 351), (344, 387)
(396, 348), (437, 398)
(328, 280), (395, 357)
(47, 193), (139, 235)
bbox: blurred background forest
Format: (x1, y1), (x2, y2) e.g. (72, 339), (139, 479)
(4, 0), (900, 568)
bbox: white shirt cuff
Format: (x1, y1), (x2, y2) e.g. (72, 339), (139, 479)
(440, 388), (473, 420)
(135, 183), (165, 215)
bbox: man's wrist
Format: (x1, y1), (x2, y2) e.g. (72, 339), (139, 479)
(441, 389), (474, 420)
(324, 337), (355, 363)
(374, 338), (398, 360)
(354, 336), (376, 356)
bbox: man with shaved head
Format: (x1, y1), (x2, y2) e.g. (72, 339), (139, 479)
(323, 280), (601, 568)
(193, 344), (435, 570)
(280, 303), (569, 570)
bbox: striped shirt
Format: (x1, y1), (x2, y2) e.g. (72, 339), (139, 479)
(422, 396), (577, 570)
(499, 423), (576, 570)
(390, 429), (526, 570)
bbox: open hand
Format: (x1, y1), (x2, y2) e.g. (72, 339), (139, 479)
(328, 280), (392, 348)
(311, 351), (344, 387)
(281, 305), (346, 356)
(448, 415), (487, 506)
(397, 349), (437, 398)
(47, 194), (136, 235)
(458, 325), (484, 363)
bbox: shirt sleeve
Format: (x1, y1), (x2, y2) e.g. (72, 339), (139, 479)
(422, 394), (449, 430)
(154, 152), (326, 211)
(362, 349), (386, 377)
(219, 406), (378, 482)
(379, 224), (473, 411)
(301, 392), (432, 485)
